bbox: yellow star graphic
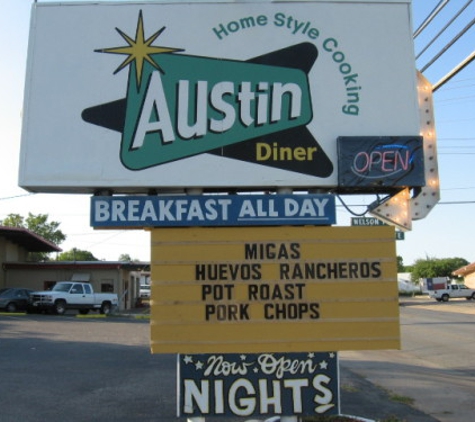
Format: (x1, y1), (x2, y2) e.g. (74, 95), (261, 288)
(96, 10), (183, 87)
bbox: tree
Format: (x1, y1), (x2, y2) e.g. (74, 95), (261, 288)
(411, 257), (469, 282)
(118, 253), (141, 262)
(119, 253), (132, 262)
(1, 213), (66, 246)
(57, 248), (98, 261)
(1, 213), (23, 227)
(397, 255), (405, 272)
(1, 212), (66, 261)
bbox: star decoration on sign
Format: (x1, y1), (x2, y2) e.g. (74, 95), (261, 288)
(95, 10), (184, 87)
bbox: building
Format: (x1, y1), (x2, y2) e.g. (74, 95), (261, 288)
(0, 225), (61, 287)
(452, 262), (475, 289)
(1, 226), (149, 310)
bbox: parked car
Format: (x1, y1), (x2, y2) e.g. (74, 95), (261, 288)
(139, 285), (151, 298)
(28, 282), (118, 315)
(0, 288), (34, 312)
(429, 284), (475, 302)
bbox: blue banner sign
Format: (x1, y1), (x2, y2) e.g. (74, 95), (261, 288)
(178, 352), (339, 418)
(90, 194), (336, 227)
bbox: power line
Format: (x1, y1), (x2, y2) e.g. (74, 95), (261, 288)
(336, 200), (475, 208)
(436, 94), (475, 103)
(435, 81), (475, 91)
(438, 137), (475, 140)
(437, 201), (475, 204)
(0, 193), (35, 201)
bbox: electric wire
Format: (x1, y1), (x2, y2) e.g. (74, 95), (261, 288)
(336, 194), (379, 216)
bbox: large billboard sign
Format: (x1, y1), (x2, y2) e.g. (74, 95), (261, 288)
(150, 226), (400, 354)
(20, 0), (419, 194)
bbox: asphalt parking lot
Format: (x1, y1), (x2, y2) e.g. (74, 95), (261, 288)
(0, 310), (442, 422)
(1, 313), (177, 422)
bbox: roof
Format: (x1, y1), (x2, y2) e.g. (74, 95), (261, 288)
(3, 261), (150, 271)
(0, 226), (61, 253)
(452, 262), (475, 277)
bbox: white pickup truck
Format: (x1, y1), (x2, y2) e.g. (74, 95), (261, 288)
(429, 284), (475, 302)
(28, 281), (118, 315)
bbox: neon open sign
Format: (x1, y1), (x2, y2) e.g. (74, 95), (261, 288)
(337, 136), (425, 190)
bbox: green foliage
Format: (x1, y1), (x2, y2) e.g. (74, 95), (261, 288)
(118, 253), (141, 262)
(57, 248), (98, 261)
(410, 257), (469, 282)
(388, 393), (414, 405)
(1, 212), (66, 245)
(396, 255), (405, 272)
(1, 213), (24, 227)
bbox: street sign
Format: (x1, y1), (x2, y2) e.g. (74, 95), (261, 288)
(351, 217), (404, 240)
(351, 217), (386, 226)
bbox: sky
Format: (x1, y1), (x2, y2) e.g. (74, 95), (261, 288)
(0, 0), (474, 265)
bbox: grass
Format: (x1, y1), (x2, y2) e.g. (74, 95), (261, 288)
(388, 392), (414, 406)
(340, 383), (359, 393)
(133, 314), (150, 320)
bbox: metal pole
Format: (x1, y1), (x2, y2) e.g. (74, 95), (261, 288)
(416, 0), (473, 60)
(413, 0), (449, 39)
(432, 50), (475, 92)
(420, 16), (475, 72)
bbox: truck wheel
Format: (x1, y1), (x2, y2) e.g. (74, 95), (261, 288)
(100, 302), (111, 315)
(472, 293), (475, 300)
(54, 300), (67, 315)
(441, 294), (449, 302)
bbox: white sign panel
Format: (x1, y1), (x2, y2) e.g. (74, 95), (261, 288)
(20, 0), (419, 193)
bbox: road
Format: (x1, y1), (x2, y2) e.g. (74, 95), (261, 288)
(1, 298), (474, 422)
(341, 297), (475, 422)
(0, 314), (178, 422)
